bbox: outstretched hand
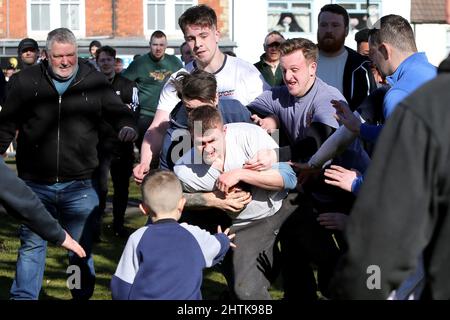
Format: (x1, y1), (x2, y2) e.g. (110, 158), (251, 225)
(133, 162), (150, 184)
(317, 212), (348, 231)
(251, 114), (279, 133)
(243, 149), (277, 171)
(213, 188), (252, 215)
(61, 231), (86, 258)
(324, 165), (361, 193)
(216, 170), (241, 194)
(217, 225), (236, 248)
(331, 100), (361, 134)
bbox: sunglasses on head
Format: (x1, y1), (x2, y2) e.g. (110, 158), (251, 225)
(267, 41), (281, 48)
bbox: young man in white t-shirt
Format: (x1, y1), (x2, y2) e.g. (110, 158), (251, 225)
(133, 4), (269, 183)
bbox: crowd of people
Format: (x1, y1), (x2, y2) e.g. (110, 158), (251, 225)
(1, 2), (450, 301)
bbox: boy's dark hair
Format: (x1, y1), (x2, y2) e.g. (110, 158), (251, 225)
(178, 5), (218, 33)
(95, 45), (116, 61)
(319, 4), (349, 29)
(188, 105), (223, 135)
(368, 15), (417, 53)
(172, 69), (217, 103)
(280, 38), (318, 63)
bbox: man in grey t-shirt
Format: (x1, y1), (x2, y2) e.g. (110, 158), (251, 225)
(174, 106), (296, 300)
(248, 37), (368, 300)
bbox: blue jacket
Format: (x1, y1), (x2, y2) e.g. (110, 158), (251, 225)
(360, 52), (436, 143)
(111, 219), (230, 300)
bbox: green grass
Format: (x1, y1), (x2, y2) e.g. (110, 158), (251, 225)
(0, 175), (284, 300)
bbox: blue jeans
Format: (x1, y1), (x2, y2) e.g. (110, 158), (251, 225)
(10, 179), (98, 300)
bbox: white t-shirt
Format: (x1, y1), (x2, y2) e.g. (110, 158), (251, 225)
(317, 50), (348, 94)
(157, 55), (270, 113)
(173, 123), (287, 224)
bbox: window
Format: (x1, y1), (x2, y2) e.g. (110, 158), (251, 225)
(267, 0), (312, 34)
(144, 0), (196, 36)
(175, 0), (193, 30)
(30, 0), (50, 31)
(60, 0), (80, 30)
(27, 0), (85, 39)
(147, 0), (166, 30)
(335, 0), (381, 31)
(446, 27), (450, 55)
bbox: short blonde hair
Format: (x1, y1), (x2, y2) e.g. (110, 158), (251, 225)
(141, 170), (183, 215)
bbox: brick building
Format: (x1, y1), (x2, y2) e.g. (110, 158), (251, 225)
(1, 1), (449, 69)
(0, 0), (234, 61)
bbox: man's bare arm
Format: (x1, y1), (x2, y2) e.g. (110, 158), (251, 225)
(183, 190), (251, 213)
(133, 109), (170, 183)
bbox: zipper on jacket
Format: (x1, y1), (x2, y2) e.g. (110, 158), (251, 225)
(56, 95), (62, 182)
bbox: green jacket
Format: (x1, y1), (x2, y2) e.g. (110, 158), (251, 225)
(123, 53), (183, 117)
(254, 54), (284, 87)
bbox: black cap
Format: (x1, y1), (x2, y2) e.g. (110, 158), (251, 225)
(18, 38), (39, 55)
(354, 28), (370, 43)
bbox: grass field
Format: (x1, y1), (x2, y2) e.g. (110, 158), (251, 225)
(0, 159), (284, 300)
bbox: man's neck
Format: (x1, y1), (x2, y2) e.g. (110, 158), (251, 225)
(105, 71), (116, 82)
(390, 51), (416, 76)
(22, 63), (36, 70)
(198, 50), (226, 74)
(149, 52), (164, 62)
(264, 55), (279, 66)
(320, 45), (346, 58)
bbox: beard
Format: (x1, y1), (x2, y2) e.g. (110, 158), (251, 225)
(318, 33), (346, 54)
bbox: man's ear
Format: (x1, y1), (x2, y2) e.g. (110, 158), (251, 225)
(215, 29), (221, 44)
(379, 43), (389, 60)
(345, 26), (349, 37)
(308, 61), (317, 77)
(139, 203), (149, 216)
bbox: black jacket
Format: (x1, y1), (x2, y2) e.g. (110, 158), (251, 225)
(0, 72), (6, 105)
(343, 46), (377, 111)
(0, 59), (136, 183)
(0, 157), (65, 244)
(98, 73), (139, 155)
(331, 73), (450, 299)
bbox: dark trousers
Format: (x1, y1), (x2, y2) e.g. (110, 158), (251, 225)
(94, 142), (134, 232)
(280, 176), (353, 300)
(181, 205), (293, 300)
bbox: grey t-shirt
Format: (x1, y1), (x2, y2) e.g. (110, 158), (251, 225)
(248, 77), (342, 146)
(317, 50), (348, 94)
(174, 123), (287, 224)
(248, 76), (369, 174)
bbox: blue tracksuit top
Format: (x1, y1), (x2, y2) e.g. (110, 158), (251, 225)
(111, 219), (230, 300)
(359, 52), (437, 143)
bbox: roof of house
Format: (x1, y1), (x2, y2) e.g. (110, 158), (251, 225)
(411, 0), (447, 24)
